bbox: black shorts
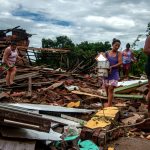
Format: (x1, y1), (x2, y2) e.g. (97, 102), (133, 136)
(145, 63), (150, 80)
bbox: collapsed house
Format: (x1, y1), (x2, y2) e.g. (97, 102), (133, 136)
(0, 26), (70, 67)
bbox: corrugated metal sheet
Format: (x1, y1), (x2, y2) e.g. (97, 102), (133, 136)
(0, 126), (62, 141)
(7, 103), (95, 113)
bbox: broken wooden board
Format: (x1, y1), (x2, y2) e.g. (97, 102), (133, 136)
(136, 84), (148, 94)
(0, 92), (9, 99)
(71, 90), (107, 100)
(41, 81), (64, 92)
(121, 113), (144, 125)
(84, 107), (119, 129)
(114, 94), (144, 99)
(18, 46), (70, 53)
(115, 80), (148, 94)
(136, 118), (150, 131)
(0, 72), (39, 84)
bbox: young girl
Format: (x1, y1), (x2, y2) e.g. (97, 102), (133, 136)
(104, 38), (122, 107)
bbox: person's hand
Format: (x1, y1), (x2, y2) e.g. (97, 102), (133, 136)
(108, 66), (112, 74)
(8, 64), (12, 68)
(8, 64), (15, 68)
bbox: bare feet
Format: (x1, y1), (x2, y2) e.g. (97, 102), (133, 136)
(104, 103), (111, 107)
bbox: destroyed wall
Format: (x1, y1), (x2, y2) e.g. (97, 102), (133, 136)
(0, 27), (31, 66)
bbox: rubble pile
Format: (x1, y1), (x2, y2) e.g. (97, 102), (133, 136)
(0, 65), (150, 150)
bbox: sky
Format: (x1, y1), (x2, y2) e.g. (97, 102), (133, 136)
(0, 0), (150, 50)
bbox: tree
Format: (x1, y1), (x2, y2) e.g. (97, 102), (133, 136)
(146, 22), (150, 36)
(38, 36), (111, 71)
(131, 34), (142, 49)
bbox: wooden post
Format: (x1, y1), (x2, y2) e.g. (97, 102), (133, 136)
(67, 55), (69, 68)
(26, 50), (32, 66)
(27, 77), (32, 97)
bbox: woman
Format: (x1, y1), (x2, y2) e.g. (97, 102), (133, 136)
(143, 36), (150, 114)
(122, 43), (136, 80)
(2, 41), (21, 86)
(104, 38), (122, 107)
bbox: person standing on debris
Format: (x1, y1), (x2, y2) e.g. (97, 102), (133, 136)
(143, 36), (150, 114)
(122, 43), (136, 80)
(103, 38), (122, 107)
(2, 41), (21, 86)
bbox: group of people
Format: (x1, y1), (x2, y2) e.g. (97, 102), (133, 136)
(1, 36), (150, 113)
(101, 36), (150, 115)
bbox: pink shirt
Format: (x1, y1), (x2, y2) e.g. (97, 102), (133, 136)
(2, 46), (18, 65)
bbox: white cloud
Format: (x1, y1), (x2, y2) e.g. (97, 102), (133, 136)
(0, 0), (149, 49)
(84, 16), (135, 29)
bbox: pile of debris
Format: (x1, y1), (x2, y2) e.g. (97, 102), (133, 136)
(0, 66), (150, 150)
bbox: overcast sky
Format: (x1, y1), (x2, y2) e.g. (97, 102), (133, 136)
(0, 0), (149, 49)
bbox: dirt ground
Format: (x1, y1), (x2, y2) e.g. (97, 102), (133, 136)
(108, 137), (150, 150)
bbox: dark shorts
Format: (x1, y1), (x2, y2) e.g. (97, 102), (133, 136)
(123, 63), (131, 70)
(145, 63), (150, 80)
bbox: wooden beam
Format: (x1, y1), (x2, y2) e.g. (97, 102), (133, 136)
(0, 72), (39, 84)
(71, 90), (107, 100)
(27, 77), (32, 97)
(18, 46), (70, 53)
(115, 81), (148, 94)
(114, 94), (144, 99)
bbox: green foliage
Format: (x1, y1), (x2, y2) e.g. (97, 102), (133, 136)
(130, 49), (147, 76)
(38, 35), (147, 76)
(146, 22), (150, 36)
(38, 36), (111, 70)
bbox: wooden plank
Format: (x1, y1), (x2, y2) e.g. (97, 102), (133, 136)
(40, 81), (64, 92)
(114, 94), (144, 99)
(115, 81), (148, 94)
(71, 90), (107, 100)
(0, 72), (39, 84)
(0, 92), (9, 99)
(18, 46), (70, 53)
(27, 77), (32, 97)
(136, 84), (148, 93)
